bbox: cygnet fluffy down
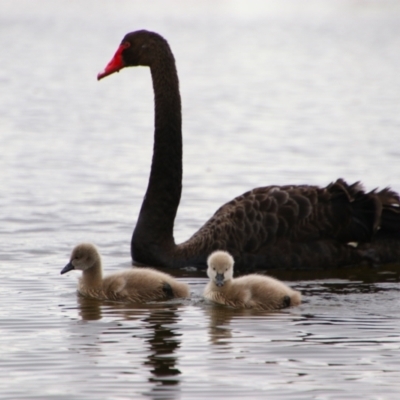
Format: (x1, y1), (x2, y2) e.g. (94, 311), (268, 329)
(204, 250), (301, 310)
(61, 243), (189, 302)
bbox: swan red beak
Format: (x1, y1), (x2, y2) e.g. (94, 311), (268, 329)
(97, 44), (127, 80)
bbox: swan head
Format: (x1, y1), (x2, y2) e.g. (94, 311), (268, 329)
(61, 243), (101, 274)
(98, 30), (172, 80)
(207, 250), (234, 287)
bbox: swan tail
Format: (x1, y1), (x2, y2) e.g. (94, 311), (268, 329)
(375, 188), (400, 237)
(328, 179), (380, 242)
(328, 179), (400, 242)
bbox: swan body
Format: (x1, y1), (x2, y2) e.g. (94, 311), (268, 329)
(98, 30), (400, 272)
(204, 251), (301, 310)
(61, 243), (189, 302)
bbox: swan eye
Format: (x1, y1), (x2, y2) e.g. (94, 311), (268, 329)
(122, 41), (131, 49)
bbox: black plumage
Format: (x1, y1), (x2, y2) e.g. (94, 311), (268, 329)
(98, 30), (400, 272)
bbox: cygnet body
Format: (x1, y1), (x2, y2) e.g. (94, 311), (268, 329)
(204, 250), (301, 310)
(61, 243), (189, 302)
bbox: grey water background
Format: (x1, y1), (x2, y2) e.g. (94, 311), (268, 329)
(2, 0), (400, 398)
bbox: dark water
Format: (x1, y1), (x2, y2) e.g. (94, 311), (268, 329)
(2, 0), (400, 398)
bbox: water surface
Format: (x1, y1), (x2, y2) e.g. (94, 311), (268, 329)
(1, 1), (400, 398)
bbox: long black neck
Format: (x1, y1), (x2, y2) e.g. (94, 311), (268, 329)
(131, 45), (182, 264)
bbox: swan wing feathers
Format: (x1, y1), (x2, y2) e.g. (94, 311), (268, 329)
(181, 179), (400, 272)
(186, 179), (400, 266)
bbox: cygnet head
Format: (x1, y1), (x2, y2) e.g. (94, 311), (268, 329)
(207, 250), (234, 287)
(61, 243), (100, 275)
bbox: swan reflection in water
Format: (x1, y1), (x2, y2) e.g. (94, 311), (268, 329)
(75, 296), (184, 391)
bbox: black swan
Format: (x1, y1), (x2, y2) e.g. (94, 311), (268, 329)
(97, 30), (400, 272)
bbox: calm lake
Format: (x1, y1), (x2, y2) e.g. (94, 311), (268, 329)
(1, 0), (400, 398)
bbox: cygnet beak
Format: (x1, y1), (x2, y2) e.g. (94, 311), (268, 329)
(215, 272), (225, 287)
(60, 262), (75, 275)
